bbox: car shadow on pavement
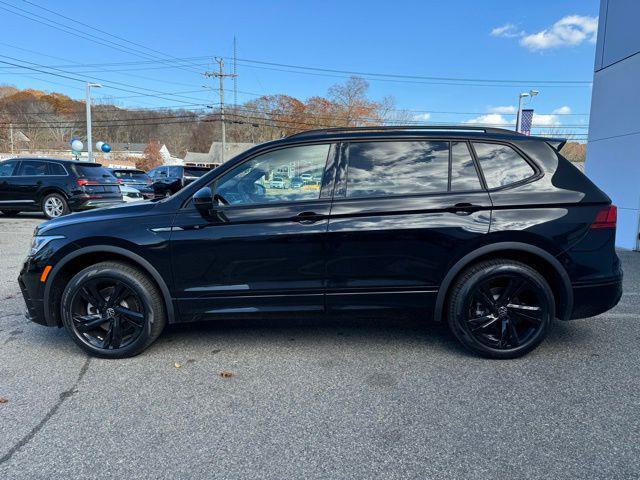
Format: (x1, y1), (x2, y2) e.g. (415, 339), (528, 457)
(160, 316), (482, 358)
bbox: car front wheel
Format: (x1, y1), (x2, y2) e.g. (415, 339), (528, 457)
(60, 261), (166, 358)
(447, 259), (554, 359)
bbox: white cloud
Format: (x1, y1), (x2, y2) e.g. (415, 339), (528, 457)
(412, 112), (431, 121)
(552, 105), (571, 114)
(491, 23), (523, 38)
(520, 15), (598, 50)
(465, 106), (570, 129)
(464, 113), (514, 126)
(488, 105), (516, 114)
(532, 113), (561, 126)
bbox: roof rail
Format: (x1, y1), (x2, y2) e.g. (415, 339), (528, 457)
(286, 125), (521, 139)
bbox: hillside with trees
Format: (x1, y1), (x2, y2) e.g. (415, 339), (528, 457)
(0, 77), (586, 162)
(0, 76), (403, 157)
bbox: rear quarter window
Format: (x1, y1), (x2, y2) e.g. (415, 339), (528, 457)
(472, 142), (535, 189)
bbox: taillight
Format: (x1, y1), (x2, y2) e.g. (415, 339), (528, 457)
(77, 178), (98, 187)
(117, 178), (124, 184)
(591, 205), (617, 229)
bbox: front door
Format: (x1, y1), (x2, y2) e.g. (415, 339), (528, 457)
(0, 160), (20, 205)
(170, 143), (337, 320)
(326, 139), (492, 315)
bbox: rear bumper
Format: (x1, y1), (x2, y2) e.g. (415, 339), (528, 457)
(68, 194), (124, 210)
(569, 276), (623, 320)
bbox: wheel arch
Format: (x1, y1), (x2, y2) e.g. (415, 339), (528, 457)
(434, 242), (573, 322)
(38, 187), (68, 205)
(44, 245), (175, 327)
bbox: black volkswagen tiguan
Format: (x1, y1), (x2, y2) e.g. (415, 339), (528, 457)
(18, 127), (622, 359)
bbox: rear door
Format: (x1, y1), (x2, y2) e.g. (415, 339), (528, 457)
(13, 160), (50, 204)
(326, 139), (492, 314)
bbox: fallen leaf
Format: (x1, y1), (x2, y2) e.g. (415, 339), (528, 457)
(219, 371), (235, 378)
(0, 396), (8, 404)
(174, 362), (182, 369)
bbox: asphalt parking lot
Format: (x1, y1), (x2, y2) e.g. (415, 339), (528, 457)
(0, 214), (639, 480)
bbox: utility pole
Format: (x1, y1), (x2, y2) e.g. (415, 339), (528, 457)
(85, 82), (102, 162)
(9, 123), (14, 155)
(233, 36), (238, 108)
(204, 58), (237, 163)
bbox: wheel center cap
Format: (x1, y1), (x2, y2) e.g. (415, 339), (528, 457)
(105, 307), (116, 318)
(497, 306), (508, 318)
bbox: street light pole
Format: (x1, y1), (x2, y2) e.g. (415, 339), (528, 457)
(515, 89), (539, 133)
(85, 82), (101, 162)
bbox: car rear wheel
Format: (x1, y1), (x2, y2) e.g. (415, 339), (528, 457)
(1, 210), (20, 216)
(60, 261), (166, 358)
(42, 193), (69, 219)
(447, 259), (553, 359)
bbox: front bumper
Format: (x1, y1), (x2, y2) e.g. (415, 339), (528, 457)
(18, 265), (49, 326)
(569, 276), (623, 319)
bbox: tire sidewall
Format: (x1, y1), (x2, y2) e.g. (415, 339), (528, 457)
(450, 263), (554, 359)
(61, 264), (157, 358)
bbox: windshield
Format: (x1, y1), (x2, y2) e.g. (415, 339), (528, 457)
(73, 164), (116, 181)
(112, 171), (150, 182)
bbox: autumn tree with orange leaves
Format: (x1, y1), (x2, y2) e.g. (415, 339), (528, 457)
(137, 140), (163, 171)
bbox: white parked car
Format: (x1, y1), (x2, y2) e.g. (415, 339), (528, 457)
(120, 185), (145, 203)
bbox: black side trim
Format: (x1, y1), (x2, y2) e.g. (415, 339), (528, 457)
(43, 245), (175, 325)
(434, 242), (573, 322)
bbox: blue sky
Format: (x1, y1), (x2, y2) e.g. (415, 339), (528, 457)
(0, 0), (599, 138)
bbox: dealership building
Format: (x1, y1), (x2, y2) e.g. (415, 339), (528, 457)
(587, 0), (640, 251)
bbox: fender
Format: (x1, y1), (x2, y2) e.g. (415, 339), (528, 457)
(43, 245), (175, 325)
(433, 241), (573, 322)
(38, 187), (68, 204)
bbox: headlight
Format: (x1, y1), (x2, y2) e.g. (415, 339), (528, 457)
(28, 235), (65, 257)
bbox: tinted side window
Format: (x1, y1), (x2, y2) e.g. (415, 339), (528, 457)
(450, 142), (482, 191)
(18, 160), (49, 176)
(0, 160), (18, 177)
(346, 141), (449, 198)
(48, 163), (67, 175)
(473, 142), (535, 189)
(215, 144), (330, 206)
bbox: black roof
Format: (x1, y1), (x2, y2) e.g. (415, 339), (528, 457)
(276, 125), (567, 150)
(1, 157), (106, 166)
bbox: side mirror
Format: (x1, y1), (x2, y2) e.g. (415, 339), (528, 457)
(193, 187), (213, 214)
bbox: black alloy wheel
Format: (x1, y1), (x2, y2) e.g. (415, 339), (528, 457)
(61, 262), (166, 358)
(448, 260), (553, 359)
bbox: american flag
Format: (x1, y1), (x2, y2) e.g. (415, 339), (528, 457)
(520, 109), (534, 136)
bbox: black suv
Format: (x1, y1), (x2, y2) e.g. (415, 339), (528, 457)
(18, 127), (622, 359)
(0, 158), (123, 219)
(147, 165), (210, 197)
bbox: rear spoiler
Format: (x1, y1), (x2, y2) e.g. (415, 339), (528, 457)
(544, 137), (567, 151)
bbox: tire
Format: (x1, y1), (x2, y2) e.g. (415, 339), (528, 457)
(1, 210), (20, 216)
(447, 259), (554, 359)
(60, 261), (166, 358)
(41, 193), (69, 219)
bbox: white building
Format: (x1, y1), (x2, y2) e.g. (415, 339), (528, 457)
(586, 0), (640, 251)
(183, 142), (255, 167)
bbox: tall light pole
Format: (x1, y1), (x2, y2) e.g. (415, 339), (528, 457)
(515, 89), (539, 133)
(85, 82), (102, 162)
